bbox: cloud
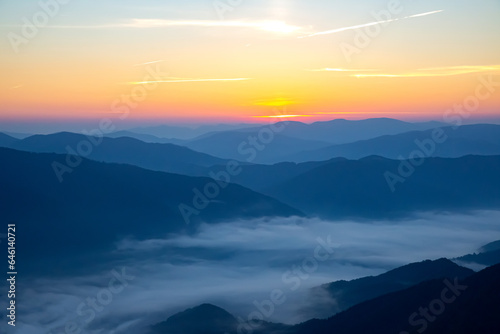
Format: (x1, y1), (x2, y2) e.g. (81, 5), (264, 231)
(352, 65), (500, 78)
(17, 211), (500, 333)
(129, 77), (252, 84)
(309, 65), (500, 78)
(49, 19), (302, 34)
(308, 68), (379, 72)
(126, 19), (302, 34)
(133, 60), (166, 67)
(300, 10), (444, 38)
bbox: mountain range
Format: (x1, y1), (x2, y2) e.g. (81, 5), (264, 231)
(75, 123), (500, 165)
(0, 132), (229, 175)
(263, 155), (500, 218)
(124, 118), (445, 145)
(0, 147), (301, 270)
(2, 117), (499, 333)
(2, 131), (500, 220)
(286, 124), (500, 162)
(179, 131), (331, 164)
(114, 118), (448, 164)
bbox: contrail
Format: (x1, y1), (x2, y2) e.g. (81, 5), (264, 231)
(407, 10), (443, 19)
(300, 10), (444, 38)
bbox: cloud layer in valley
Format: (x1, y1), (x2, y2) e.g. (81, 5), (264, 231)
(11, 210), (500, 334)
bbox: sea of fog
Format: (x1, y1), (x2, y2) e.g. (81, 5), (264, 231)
(10, 210), (500, 334)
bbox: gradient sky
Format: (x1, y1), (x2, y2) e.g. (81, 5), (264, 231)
(1, 0), (499, 127)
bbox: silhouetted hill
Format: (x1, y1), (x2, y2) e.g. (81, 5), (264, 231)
(236, 118), (444, 144)
(0, 132), (18, 147)
(287, 124), (500, 162)
(150, 304), (238, 334)
(479, 240), (500, 253)
(1, 131), (32, 139)
(126, 124), (201, 139)
(4, 132), (229, 175)
(149, 303), (290, 334)
(423, 263), (500, 334)
(105, 130), (177, 144)
(287, 263), (500, 334)
(225, 160), (335, 191)
(0, 148), (302, 269)
(128, 123), (258, 140)
(310, 259), (473, 316)
(265, 155), (500, 218)
(455, 240), (500, 267)
(182, 131), (330, 164)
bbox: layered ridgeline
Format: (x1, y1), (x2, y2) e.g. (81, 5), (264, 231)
(217, 155), (500, 219)
(1, 132), (229, 176)
(167, 123), (500, 164)
(146, 260), (500, 334)
(124, 118), (445, 145)
(122, 118), (446, 164)
(0, 132), (18, 147)
(455, 240), (500, 268)
(172, 131), (331, 164)
(2, 131), (499, 220)
(0, 148), (301, 270)
(285, 124), (500, 162)
(262, 155), (500, 219)
(4, 123), (499, 168)
(125, 123), (259, 140)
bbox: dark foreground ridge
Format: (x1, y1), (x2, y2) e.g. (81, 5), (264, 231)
(148, 262), (500, 334)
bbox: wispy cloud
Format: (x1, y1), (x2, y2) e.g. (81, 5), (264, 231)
(130, 77), (252, 84)
(308, 68), (379, 72)
(309, 65), (500, 78)
(300, 10), (444, 38)
(133, 60), (166, 67)
(49, 19), (302, 34)
(353, 65), (500, 78)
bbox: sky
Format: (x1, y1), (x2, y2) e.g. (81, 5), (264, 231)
(1, 0), (499, 127)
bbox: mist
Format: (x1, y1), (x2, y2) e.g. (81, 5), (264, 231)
(12, 210), (500, 334)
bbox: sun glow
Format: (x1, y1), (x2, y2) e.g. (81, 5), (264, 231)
(253, 98), (297, 107)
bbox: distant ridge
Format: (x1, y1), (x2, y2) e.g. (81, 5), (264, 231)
(286, 124), (500, 162)
(0, 132), (18, 147)
(3, 132), (229, 175)
(264, 155), (500, 218)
